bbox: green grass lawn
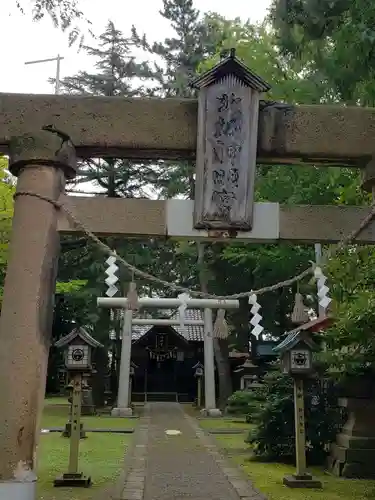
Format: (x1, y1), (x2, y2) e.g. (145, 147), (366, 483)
(198, 417), (250, 430)
(37, 432), (130, 500)
(44, 397), (70, 406)
(214, 434), (375, 500)
(42, 399), (135, 430)
(37, 397), (135, 499)
(215, 433), (250, 452)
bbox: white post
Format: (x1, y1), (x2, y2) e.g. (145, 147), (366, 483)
(24, 55), (64, 95)
(55, 54), (62, 95)
(112, 309), (133, 417)
(202, 308), (221, 417)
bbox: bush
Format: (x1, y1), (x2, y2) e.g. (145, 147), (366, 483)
(226, 389), (263, 419)
(246, 371), (343, 465)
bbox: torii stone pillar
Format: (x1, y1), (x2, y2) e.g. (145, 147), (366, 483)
(0, 129), (76, 499)
(202, 308), (221, 417)
(112, 309), (133, 417)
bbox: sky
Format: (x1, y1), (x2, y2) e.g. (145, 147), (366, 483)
(0, 0), (272, 94)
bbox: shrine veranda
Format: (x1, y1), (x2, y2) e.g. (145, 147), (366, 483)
(1, 51), (375, 497)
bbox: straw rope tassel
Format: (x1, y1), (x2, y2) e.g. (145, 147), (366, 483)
(213, 309), (229, 339)
(291, 292), (309, 325)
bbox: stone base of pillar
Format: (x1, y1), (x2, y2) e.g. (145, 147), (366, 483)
(0, 480), (36, 500)
(328, 397), (375, 479)
(200, 408), (222, 417)
(81, 388), (95, 416)
(54, 473), (91, 488)
(111, 407), (133, 417)
(283, 473), (322, 489)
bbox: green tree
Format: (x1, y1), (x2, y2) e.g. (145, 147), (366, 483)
(15, 0), (87, 45)
(131, 0), (229, 98)
(59, 21), (159, 196)
(198, 16), (367, 347)
(270, 0), (375, 105)
(266, 0), (375, 383)
(0, 157), (15, 308)
(323, 246), (375, 379)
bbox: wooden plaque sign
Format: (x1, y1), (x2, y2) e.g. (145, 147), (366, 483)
(191, 49), (271, 231)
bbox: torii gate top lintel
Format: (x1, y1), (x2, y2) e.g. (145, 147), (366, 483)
(0, 92), (373, 166)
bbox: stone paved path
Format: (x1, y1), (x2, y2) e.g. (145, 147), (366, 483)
(118, 402), (265, 500)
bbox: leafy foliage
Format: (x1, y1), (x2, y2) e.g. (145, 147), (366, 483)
(270, 0), (375, 104)
(247, 371), (342, 464)
(322, 246), (375, 378)
(0, 157), (14, 307)
(226, 389), (263, 419)
(16, 0), (89, 45)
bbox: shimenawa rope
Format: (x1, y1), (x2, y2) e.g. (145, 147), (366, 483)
(14, 191), (375, 300)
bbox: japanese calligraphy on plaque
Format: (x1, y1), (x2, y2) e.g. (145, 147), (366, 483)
(191, 50), (270, 231)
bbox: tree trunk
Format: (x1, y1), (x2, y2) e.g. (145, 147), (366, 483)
(197, 243), (232, 410)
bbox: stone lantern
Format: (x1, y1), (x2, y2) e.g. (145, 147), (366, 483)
(55, 326), (103, 372)
(273, 326), (321, 489)
(193, 362), (204, 408)
(190, 48), (271, 232)
(276, 331), (317, 377)
(54, 327), (103, 488)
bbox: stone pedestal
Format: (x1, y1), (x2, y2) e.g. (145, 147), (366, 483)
(200, 408), (222, 417)
(81, 388), (95, 416)
(328, 398), (375, 479)
(111, 407), (133, 417)
(283, 473), (322, 488)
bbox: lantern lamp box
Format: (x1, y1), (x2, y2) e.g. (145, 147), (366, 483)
(193, 361), (204, 377)
(190, 48), (271, 231)
(55, 327), (103, 371)
(273, 330), (319, 376)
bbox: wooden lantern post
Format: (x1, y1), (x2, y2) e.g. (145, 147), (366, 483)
(274, 327), (322, 489)
(54, 327), (103, 488)
(191, 48), (271, 232)
(193, 362), (204, 408)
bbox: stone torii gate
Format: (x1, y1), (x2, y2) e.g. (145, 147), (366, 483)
(98, 296), (239, 417)
(1, 52), (375, 498)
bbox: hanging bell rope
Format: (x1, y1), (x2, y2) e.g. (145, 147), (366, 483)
(126, 281), (139, 311)
(291, 292), (309, 325)
(213, 309), (229, 339)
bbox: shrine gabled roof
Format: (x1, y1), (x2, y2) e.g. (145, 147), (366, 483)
(55, 326), (103, 349)
(273, 330), (319, 354)
(190, 49), (271, 92)
(131, 309), (204, 342)
(273, 316), (332, 354)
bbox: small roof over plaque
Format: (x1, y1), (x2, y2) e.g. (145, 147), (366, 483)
(273, 330), (319, 354)
(55, 326), (103, 349)
(190, 48), (271, 92)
